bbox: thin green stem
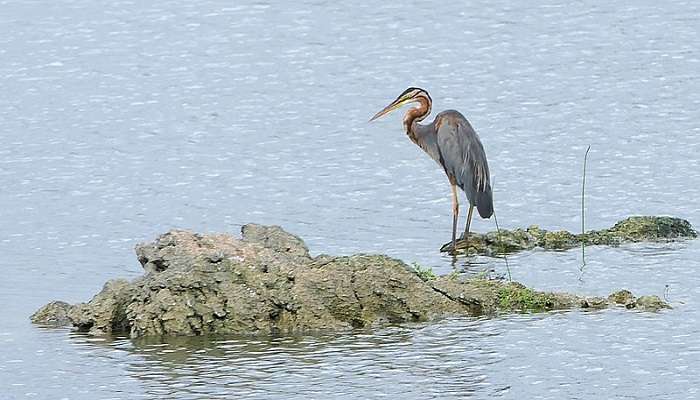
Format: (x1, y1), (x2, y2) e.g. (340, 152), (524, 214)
(580, 145), (591, 275)
(491, 177), (511, 282)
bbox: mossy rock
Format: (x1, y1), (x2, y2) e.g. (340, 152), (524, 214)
(497, 283), (560, 311)
(634, 295), (671, 312)
(411, 263), (437, 282)
(488, 228), (538, 253)
(608, 289), (636, 306)
(607, 216), (697, 241)
(580, 230), (622, 246)
(539, 230), (579, 250)
(31, 301), (74, 326)
(444, 216), (696, 256)
(31, 224), (673, 337)
(441, 228), (538, 254)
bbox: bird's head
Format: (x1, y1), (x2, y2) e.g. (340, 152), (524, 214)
(369, 87), (432, 122)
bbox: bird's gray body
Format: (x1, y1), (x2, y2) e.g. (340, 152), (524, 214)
(411, 110), (493, 218)
(370, 87), (493, 251)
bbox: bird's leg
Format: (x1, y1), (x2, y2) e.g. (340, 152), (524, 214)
(459, 205), (474, 255)
(464, 205), (474, 238)
(451, 184), (459, 251)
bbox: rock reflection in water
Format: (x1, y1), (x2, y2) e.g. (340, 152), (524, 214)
(88, 320), (504, 399)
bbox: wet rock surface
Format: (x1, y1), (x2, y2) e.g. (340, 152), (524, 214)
(441, 216), (697, 256)
(32, 224), (673, 337)
(30, 301), (73, 326)
(607, 289), (671, 312)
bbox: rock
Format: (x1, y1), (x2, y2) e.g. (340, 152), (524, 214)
(633, 295), (671, 312)
(30, 301), (74, 326)
(241, 224), (310, 259)
(32, 224), (672, 337)
(430, 278), (580, 315)
(68, 279), (135, 334)
(442, 216), (697, 256)
(541, 230), (579, 250)
(580, 296), (609, 309)
(607, 291), (671, 312)
(608, 289), (636, 307)
(608, 216), (696, 241)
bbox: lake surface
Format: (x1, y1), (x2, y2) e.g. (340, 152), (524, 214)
(1, 0), (699, 398)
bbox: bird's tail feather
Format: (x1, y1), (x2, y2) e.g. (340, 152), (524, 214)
(475, 189), (493, 218)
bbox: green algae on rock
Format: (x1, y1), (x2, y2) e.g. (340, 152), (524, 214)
(31, 224), (671, 337)
(411, 263), (437, 282)
(496, 283), (561, 311)
(441, 216), (697, 256)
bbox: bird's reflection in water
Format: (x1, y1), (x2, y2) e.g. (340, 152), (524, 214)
(446, 253), (506, 282)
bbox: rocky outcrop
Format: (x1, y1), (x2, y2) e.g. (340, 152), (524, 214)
(442, 216), (697, 255)
(30, 301), (73, 326)
(31, 223), (675, 337)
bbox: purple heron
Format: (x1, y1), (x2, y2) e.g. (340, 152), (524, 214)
(370, 87), (493, 251)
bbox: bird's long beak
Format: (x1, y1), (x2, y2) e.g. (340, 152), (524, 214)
(369, 97), (410, 122)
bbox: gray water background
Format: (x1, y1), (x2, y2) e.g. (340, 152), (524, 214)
(1, 0), (699, 398)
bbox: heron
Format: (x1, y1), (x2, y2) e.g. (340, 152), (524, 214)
(369, 87), (493, 252)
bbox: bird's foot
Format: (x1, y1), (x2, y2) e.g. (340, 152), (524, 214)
(440, 241), (457, 254)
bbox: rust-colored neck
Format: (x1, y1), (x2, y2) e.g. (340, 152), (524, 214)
(403, 95), (432, 133)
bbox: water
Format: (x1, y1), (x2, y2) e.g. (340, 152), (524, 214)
(1, 0), (699, 398)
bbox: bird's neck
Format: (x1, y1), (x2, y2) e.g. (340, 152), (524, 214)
(403, 96), (432, 134)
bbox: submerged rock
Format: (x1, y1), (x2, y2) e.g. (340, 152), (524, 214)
(441, 216), (697, 256)
(32, 224), (671, 337)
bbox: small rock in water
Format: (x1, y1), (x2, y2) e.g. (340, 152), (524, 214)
(30, 301), (73, 326)
(608, 289), (637, 307)
(634, 295), (671, 312)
